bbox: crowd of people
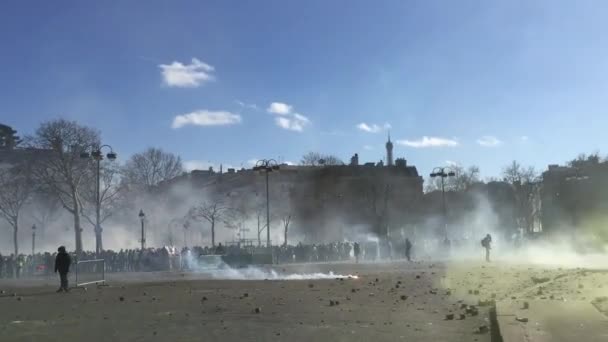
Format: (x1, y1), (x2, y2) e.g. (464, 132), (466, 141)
(0, 235), (494, 279)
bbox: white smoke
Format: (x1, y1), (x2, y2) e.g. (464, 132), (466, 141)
(182, 250), (358, 280)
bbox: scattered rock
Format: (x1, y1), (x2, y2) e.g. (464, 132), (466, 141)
(516, 317), (529, 323)
(243, 293), (249, 298)
(459, 314), (466, 320)
(531, 276), (550, 284)
(254, 307), (261, 314)
(476, 325), (489, 334)
(119, 296), (125, 302)
(202, 296), (208, 301)
(400, 295), (408, 301)
(308, 284), (314, 288)
(351, 288), (357, 293)
(415, 275), (421, 279)
(522, 301), (529, 310)
(445, 314), (454, 320)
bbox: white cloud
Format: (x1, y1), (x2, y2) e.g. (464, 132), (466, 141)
(172, 110), (241, 128)
(363, 145), (374, 150)
(266, 102), (310, 132)
(476, 135), (502, 147)
(159, 58), (215, 88)
(446, 160), (460, 167)
(283, 161), (296, 165)
(235, 100), (259, 111)
(267, 102), (293, 115)
(275, 113), (310, 132)
(357, 123), (381, 133)
(520, 135), (529, 142)
(356, 122), (391, 133)
(396, 136), (459, 148)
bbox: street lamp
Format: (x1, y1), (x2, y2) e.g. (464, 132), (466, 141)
(31, 223), (36, 255)
(183, 220), (190, 248)
(80, 144), (117, 255)
(138, 209), (146, 250)
(253, 159), (280, 247)
(430, 167), (456, 239)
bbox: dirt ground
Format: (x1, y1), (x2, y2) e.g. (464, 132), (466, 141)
(1, 260), (606, 342)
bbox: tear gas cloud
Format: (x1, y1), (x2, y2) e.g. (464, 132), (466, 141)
(2, 174), (607, 271)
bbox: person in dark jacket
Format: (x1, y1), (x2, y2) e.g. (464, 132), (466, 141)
(54, 246), (71, 292)
(481, 234), (492, 262)
(405, 238), (413, 262)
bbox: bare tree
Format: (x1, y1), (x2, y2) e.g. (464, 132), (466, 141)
(28, 190), (62, 243)
(28, 119), (100, 253)
(187, 201), (231, 247)
(223, 206), (251, 242)
(502, 160), (541, 233)
(300, 152), (343, 166)
(80, 161), (124, 251)
(0, 165), (34, 255)
(502, 160), (536, 184)
(567, 152), (602, 168)
(425, 165), (480, 192)
(255, 203), (265, 246)
(281, 214), (292, 247)
(122, 147), (183, 189)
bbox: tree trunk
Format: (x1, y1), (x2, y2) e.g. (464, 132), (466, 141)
(73, 197), (83, 254)
(95, 224), (103, 254)
(211, 218), (215, 247)
(13, 223), (19, 256)
(283, 223), (288, 247)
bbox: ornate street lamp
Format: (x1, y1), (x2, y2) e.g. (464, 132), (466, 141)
(430, 167), (456, 239)
(252, 159), (280, 247)
(80, 144), (117, 255)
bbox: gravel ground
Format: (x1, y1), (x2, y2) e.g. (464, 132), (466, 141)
(1, 260), (605, 342)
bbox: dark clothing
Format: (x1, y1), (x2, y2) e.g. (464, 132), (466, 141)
(54, 252), (71, 274)
(59, 272), (69, 291)
(481, 235), (492, 262)
(405, 239), (412, 262)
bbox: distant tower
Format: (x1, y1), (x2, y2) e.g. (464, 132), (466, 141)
(386, 131), (394, 166)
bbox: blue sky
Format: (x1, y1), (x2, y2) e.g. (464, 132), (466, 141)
(2, 1), (608, 177)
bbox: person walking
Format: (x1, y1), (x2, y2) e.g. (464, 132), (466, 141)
(353, 242), (360, 263)
(54, 246), (72, 292)
(481, 234), (492, 262)
(405, 238), (413, 262)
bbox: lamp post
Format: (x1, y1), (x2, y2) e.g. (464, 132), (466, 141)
(138, 209), (146, 250)
(31, 224), (36, 256)
(80, 144), (117, 255)
(183, 220), (190, 248)
(253, 159), (280, 247)
(430, 167), (456, 239)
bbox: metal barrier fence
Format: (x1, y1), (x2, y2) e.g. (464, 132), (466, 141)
(74, 258), (106, 287)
